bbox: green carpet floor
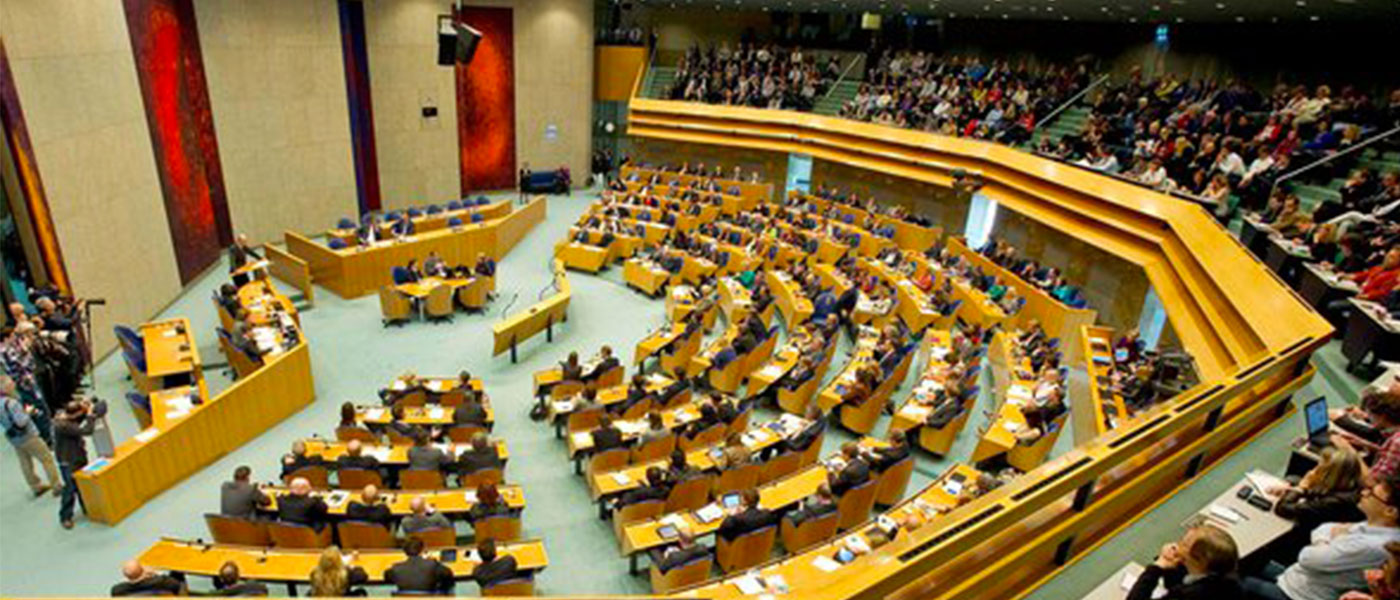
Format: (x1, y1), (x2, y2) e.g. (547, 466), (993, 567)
(0, 187), (1357, 597)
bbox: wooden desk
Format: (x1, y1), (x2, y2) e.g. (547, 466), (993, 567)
(888, 330), (954, 434)
(1076, 325), (1128, 443)
(1298, 262), (1358, 312)
(556, 240), (611, 273)
(767, 270), (814, 327)
(303, 438), (509, 464)
(288, 197), (545, 299)
(261, 485), (525, 516)
(357, 404), (495, 428)
(137, 538), (547, 584)
(1186, 470), (1293, 559)
(624, 258), (671, 296)
(492, 259), (570, 360)
(140, 318), (201, 381)
(718, 276), (755, 325)
(587, 416), (800, 500)
(634, 323), (687, 366)
(745, 339), (806, 399)
(396, 276), (478, 302)
(816, 330), (880, 412)
(77, 339), (314, 525)
(567, 403), (702, 458)
(1265, 236), (1313, 285)
(327, 202), (514, 243)
(546, 375), (674, 428)
(149, 383), (210, 431)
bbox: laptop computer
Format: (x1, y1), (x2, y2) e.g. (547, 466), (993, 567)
(1304, 396), (1332, 449)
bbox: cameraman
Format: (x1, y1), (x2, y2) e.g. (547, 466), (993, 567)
(54, 397), (105, 529)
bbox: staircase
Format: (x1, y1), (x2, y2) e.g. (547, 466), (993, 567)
(813, 80), (862, 116)
(644, 66), (676, 100)
(1285, 147), (1400, 213)
(1029, 105), (1091, 148)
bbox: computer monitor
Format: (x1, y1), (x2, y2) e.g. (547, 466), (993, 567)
(1304, 396), (1331, 447)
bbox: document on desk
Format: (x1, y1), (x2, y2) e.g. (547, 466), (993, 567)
(365, 408), (386, 421)
(426, 380), (445, 393)
(732, 575), (766, 595)
(812, 555), (842, 573)
(134, 429), (160, 443)
(1119, 571), (1166, 598)
(695, 503), (724, 524)
(463, 489), (478, 503)
(611, 472), (631, 485)
(760, 364), (786, 379)
(1246, 471), (1289, 501)
(368, 447), (392, 461)
(428, 407), (445, 420)
(572, 431), (593, 448)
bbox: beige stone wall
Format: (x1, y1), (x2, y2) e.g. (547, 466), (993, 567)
(811, 159), (969, 233)
(364, 0), (593, 207)
(196, 0), (358, 241)
(1, 0), (181, 355)
(363, 0), (460, 210)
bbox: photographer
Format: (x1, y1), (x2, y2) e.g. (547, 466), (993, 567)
(54, 397), (105, 529)
(1, 321), (53, 443)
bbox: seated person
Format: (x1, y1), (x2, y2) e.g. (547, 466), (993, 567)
(1242, 474), (1400, 600)
(782, 356), (818, 391)
(400, 259), (423, 283)
(584, 345), (620, 381)
(385, 538), (454, 595)
(221, 465), (271, 519)
(714, 432), (752, 471)
(827, 443), (872, 497)
(423, 251), (449, 278)
(638, 412), (670, 445)
(467, 482), (516, 523)
(472, 539), (520, 590)
(453, 391), (490, 428)
(657, 367), (691, 405)
(345, 484), (393, 529)
(384, 405), (422, 441)
(308, 547), (369, 596)
(1338, 540), (1400, 600)
(1128, 524), (1241, 600)
(110, 561), (185, 597)
(765, 405), (826, 460)
(650, 527), (712, 574)
(592, 414), (627, 452)
(1016, 389), (1068, 444)
(786, 483), (838, 526)
(613, 467), (671, 515)
(560, 351), (584, 382)
(456, 433), (503, 479)
(615, 375), (653, 417)
(277, 478), (329, 531)
(400, 496), (451, 534)
(335, 439), (381, 473)
(667, 448), (697, 482)
(207, 561), (269, 597)
(1269, 447), (1366, 561)
(406, 431), (451, 472)
(473, 253), (496, 278)
(216, 283), (240, 316)
(716, 488), (779, 542)
(866, 431), (911, 474)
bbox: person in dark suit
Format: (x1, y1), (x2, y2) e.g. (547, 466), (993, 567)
(208, 561), (269, 597)
(456, 433), (503, 479)
(216, 283), (241, 316)
(786, 483), (838, 526)
(745, 315), (768, 342)
(614, 467), (672, 515)
(55, 398), (103, 529)
(280, 440), (325, 479)
(227, 233), (262, 271)
(867, 431), (911, 474)
(385, 404), (422, 441)
(667, 449), (697, 483)
(717, 488), (778, 542)
(467, 482), (515, 523)
(453, 392), (490, 428)
(733, 332), (757, 355)
(345, 484), (393, 529)
(776, 405), (826, 456)
(385, 538), (454, 595)
(472, 539), (521, 590)
(615, 375), (652, 417)
(110, 561), (185, 597)
(221, 465), (270, 519)
(560, 351), (584, 382)
(828, 443), (871, 497)
(782, 357), (817, 391)
(1127, 524), (1241, 600)
(652, 528), (711, 573)
(712, 343), (739, 369)
(592, 415), (626, 452)
(276, 478), (329, 531)
(407, 432), (451, 472)
(585, 346), (621, 381)
(658, 367), (691, 405)
(335, 439), (381, 473)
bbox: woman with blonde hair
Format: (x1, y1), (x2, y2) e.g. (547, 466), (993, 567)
(307, 546), (367, 597)
(1269, 446), (1366, 560)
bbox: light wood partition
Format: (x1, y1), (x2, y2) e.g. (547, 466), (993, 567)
(492, 259), (572, 359)
(285, 197), (546, 299)
(263, 244), (314, 307)
(628, 72), (1331, 600)
(945, 237), (1098, 363)
(75, 340), (314, 525)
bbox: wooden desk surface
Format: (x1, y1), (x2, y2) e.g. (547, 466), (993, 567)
(303, 439), (509, 464)
(396, 276), (477, 298)
(141, 318), (201, 378)
(1188, 470), (1294, 558)
(889, 330), (953, 433)
(634, 323), (687, 365)
(138, 538), (547, 583)
(547, 375), (673, 422)
(357, 404), (496, 427)
(149, 382), (210, 431)
(237, 279), (298, 323)
(568, 403), (702, 456)
(261, 485), (525, 515)
(817, 330), (880, 412)
(587, 417), (802, 499)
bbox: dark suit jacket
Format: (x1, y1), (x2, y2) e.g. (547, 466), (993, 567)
(456, 448), (503, 475)
(717, 507), (779, 541)
(1126, 565), (1241, 600)
(345, 501), (394, 528)
(586, 357), (621, 380)
(655, 545), (710, 573)
(54, 414), (96, 467)
(454, 403), (489, 427)
(207, 581), (270, 597)
(829, 459), (871, 497)
(467, 500), (515, 523)
(783, 420), (825, 453)
(617, 484), (670, 509)
(407, 446), (451, 472)
(228, 243), (262, 270)
(592, 426), (626, 452)
(472, 555), (520, 589)
(336, 454), (380, 473)
(220, 480), (270, 519)
(281, 454), (325, 479)
(385, 555), (454, 593)
(786, 497), (838, 525)
(869, 444), (910, 473)
(276, 494), (329, 530)
(111, 575), (184, 597)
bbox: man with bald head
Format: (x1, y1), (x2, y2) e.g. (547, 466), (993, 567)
(280, 439), (324, 479)
(336, 439), (380, 472)
(346, 484), (393, 529)
(400, 496), (451, 534)
(110, 560), (184, 597)
(7, 302), (29, 326)
(276, 477), (328, 531)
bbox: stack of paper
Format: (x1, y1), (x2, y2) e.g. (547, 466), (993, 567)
(426, 380), (445, 393)
(811, 555), (842, 573)
(611, 472), (631, 485)
(732, 575), (765, 595)
(428, 407), (445, 420)
(694, 503), (724, 523)
(135, 429), (161, 443)
(572, 431), (593, 447)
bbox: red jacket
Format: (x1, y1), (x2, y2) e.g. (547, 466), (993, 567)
(1352, 266), (1400, 301)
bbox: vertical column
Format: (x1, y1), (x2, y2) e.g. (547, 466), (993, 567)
(0, 39), (68, 293)
(338, 0), (381, 216)
(963, 192), (1000, 249)
(785, 153), (813, 197)
(1137, 286), (1168, 350)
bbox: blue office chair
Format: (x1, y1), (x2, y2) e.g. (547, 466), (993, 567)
(426, 205), (443, 215)
(728, 186), (741, 195)
(638, 212), (650, 222)
(113, 325), (143, 354)
(447, 200), (463, 211)
(121, 346), (147, 373)
(716, 253), (730, 267)
(471, 213), (484, 223)
(328, 238), (348, 250)
(336, 217), (355, 229)
(476, 195), (489, 205)
(407, 207), (423, 217)
(391, 266), (413, 285)
(447, 217), (464, 227)
(384, 211), (402, 222)
(843, 214), (855, 224)
(943, 299), (962, 316)
(126, 391), (151, 417)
